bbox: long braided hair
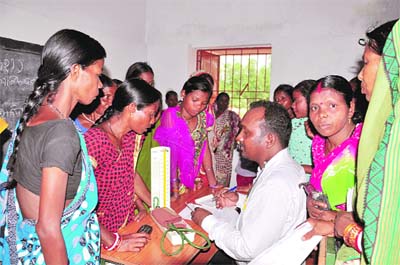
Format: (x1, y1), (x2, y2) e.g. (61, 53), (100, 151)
(7, 29), (106, 181)
(94, 78), (162, 127)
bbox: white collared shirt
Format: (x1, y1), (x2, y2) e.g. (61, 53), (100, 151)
(202, 148), (307, 264)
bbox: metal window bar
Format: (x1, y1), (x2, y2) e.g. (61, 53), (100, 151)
(197, 47), (271, 117)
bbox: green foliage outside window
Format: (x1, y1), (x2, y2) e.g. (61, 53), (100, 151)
(219, 55), (271, 117)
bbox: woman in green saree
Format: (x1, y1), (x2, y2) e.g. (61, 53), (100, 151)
(353, 18), (400, 264)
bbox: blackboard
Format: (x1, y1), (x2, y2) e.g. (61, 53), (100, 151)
(0, 37), (42, 132)
(0, 37), (42, 160)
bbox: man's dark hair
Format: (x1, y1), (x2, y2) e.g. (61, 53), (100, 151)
(165, 90), (178, 100)
(249, 100), (292, 147)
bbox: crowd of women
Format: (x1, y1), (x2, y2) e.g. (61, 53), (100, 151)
(284, 19), (398, 264)
(0, 17), (398, 265)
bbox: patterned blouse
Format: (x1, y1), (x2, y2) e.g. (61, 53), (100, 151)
(288, 117), (312, 179)
(85, 128), (140, 232)
(189, 111), (208, 168)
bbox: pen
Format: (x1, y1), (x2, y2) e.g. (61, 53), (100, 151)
(185, 202), (196, 212)
(228, 186), (237, 192)
(212, 186), (237, 201)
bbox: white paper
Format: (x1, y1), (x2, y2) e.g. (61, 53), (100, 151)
(179, 205), (194, 220)
(179, 195), (239, 226)
(249, 222), (322, 265)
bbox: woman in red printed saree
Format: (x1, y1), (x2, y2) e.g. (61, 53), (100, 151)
(85, 79), (161, 253)
(210, 92), (240, 187)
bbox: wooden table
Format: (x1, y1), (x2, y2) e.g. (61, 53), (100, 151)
(101, 186), (218, 265)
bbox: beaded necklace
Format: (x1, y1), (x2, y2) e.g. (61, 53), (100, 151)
(81, 113), (96, 124)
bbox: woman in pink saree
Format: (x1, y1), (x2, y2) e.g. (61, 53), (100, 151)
(308, 75), (363, 214)
(154, 76), (218, 197)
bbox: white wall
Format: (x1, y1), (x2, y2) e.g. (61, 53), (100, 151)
(146, 0), (400, 97)
(1, 0), (147, 80)
(1, 0), (399, 96)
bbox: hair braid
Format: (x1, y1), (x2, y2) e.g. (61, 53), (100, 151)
(7, 79), (52, 173)
(93, 107), (116, 127)
(5, 29), (106, 189)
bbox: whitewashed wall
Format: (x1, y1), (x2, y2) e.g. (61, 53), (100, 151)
(1, 0), (399, 97)
(145, 0), (400, 97)
(1, 0), (147, 80)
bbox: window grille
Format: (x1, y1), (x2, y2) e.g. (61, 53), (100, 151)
(197, 47), (272, 117)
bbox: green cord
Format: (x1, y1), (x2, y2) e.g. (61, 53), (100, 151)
(160, 224), (212, 256)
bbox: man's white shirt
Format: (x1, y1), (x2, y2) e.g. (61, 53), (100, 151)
(202, 148), (307, 264)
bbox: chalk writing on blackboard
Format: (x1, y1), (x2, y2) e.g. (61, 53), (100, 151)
(0, 37), (42, 133)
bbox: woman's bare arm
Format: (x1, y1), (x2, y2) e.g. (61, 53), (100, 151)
(36, 167), (69, 265)
(202, 139), (217, 186)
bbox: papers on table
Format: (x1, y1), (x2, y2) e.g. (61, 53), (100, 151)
(179, 194), (239, 226)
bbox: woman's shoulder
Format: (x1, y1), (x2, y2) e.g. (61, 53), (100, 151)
(162, 106), (179, 116)
(84, 127), (107, 142)
(29, 119), (78, 140)
(24, 119), (81, 157)
(159, 107), (182, 128)
(204, 110), (214, 127)
(312, 133), (325, 148)
(228, 109), (239, 116)
(353, 122), (363, 138)
(291, 117), (307, 126)
(73, 118), (88, 134)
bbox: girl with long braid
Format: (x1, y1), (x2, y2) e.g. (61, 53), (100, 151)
(0, 29), (106, 264)
(84, 78), (161, 252)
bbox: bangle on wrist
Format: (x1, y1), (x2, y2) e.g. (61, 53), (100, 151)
(343, 223), (362, 250)
(355, 231), (363, 253)
(103, 232), (121, 251)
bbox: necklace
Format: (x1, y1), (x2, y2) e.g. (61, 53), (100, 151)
(107, 121), (122, 161)
(82, 113), (96, 124)
(48, 104), (66, 119)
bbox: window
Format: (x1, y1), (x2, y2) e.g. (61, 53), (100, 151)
(197, 47), (272, 117)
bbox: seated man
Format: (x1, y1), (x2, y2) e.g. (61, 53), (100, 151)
(192, 100), (307, 264)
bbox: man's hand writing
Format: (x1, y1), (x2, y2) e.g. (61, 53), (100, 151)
(214, 190), (239, 209)
(191, 207), (212, 226)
